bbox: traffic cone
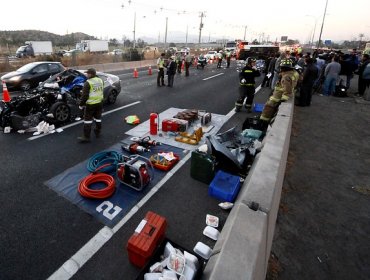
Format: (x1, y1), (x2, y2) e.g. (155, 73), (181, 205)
(133, 68), (138, 78)
(193, 58), (198, 66)
(2, 80), (11, 102)
(148, 66), (152, 75)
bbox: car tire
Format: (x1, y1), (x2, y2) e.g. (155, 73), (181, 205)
(50, 102), (71, 123)
(20, 80), (31, 91)
(106, 89), (118, 104)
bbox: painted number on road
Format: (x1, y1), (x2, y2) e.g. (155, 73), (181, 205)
(96, 201), (122, 220)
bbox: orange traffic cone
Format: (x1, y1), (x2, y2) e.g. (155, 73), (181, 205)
(2, 80), (11, 102)
(133, 68), (138, 78)
(148, 66), (152, 75)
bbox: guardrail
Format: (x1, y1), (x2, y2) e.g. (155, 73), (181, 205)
(70, 59), (157, 72)
(202, 101), (293, 279)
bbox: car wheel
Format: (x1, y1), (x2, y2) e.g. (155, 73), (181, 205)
(106, 89), (118, 104)
(50, 102), (71, 123)
(20, 80), (31, 91)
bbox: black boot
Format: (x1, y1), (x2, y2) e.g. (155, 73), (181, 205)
(78, 124), (91, 143)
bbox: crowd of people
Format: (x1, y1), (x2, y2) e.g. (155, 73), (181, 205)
(261, 48), (370, 101)
(251, 48), (370, 127)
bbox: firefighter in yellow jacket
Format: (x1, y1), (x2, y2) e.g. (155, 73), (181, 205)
(260, 59), (299, 123)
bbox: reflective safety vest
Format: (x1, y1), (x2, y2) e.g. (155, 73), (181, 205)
(86, 77), (104, 105)
(157, 58), (165, 69)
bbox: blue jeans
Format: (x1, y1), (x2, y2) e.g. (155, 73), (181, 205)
(323, 76), (337, 96)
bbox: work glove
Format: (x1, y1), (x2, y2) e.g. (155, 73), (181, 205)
(79, 106), (84, 110)
(241, 78), (246, 84)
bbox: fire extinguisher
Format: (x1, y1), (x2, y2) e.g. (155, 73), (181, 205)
(150, 113), (159, 135)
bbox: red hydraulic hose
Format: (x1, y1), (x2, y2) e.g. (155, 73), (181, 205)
(78, 164), (116, 199)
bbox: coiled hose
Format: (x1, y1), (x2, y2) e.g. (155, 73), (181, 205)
(79, 151), (122, 199)
(86, 151), (122, 174)
(78, 163), (116, 199)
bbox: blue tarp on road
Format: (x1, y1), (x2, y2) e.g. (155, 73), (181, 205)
(45, 138), (187, 228)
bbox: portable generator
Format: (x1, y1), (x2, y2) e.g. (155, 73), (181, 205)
(116, 155), (154, 191)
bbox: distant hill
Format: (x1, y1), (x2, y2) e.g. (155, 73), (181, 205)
(0, 30), (96, 47)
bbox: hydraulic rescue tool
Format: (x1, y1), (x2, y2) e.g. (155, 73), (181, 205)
(116, 155), (154, 191)
(130, 136), (162, 148)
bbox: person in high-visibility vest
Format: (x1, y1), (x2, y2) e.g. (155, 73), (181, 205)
(226, 50), (231, 68)
(235, 57), (261, 112)
(157, 53), (166, 86)
(78, 68), (104, 143)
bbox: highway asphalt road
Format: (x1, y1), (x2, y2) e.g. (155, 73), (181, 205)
(0, 60), (269, 279)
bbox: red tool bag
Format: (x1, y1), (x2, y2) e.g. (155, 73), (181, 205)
(127, 211), (167, 268)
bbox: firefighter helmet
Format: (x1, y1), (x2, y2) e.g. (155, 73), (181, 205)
(246, 57), (256, 65)
(280, 58), (293, 69)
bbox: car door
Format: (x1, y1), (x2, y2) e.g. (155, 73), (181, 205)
(31, 63), (50, 86)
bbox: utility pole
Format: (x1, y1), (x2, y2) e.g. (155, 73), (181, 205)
(186, 25), (188, 46)
(316, 0), (329, 50)
(198, 12), (206, 44)
(164, 17), (168, 48)
(243, 25), (247, 41)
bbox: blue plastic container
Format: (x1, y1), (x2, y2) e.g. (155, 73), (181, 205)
(253, 103), (264, 113)
(208, 171), (241, 202)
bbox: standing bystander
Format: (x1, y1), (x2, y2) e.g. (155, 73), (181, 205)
(357, 54), (370, 97)
(323, 55), (341, 96)
(166, 56), (177, 87)
(297, 57), (318, 106)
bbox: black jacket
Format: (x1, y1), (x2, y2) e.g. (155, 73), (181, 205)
(239, 65), (260, 86)
(167, 60), (177, 75)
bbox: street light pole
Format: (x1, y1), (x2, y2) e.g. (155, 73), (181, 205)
(133, 12), (136, 48)
(243, 25), (247, 41)
(316, 0), (329, 50)
(306, 15), (318, 47)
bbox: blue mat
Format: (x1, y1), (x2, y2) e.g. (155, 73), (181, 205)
(45, 139), (186, 228)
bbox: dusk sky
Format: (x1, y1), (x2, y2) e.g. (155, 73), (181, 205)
(2, 0), (369, 44)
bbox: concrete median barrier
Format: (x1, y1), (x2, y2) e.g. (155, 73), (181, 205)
(72, 59), (157, 72)
(203, 101), (294, 280)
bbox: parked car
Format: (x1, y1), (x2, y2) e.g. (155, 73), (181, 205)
(63, 49), (83, 57)
(108, 49), (124, 56)
(205, 51), (217, 60)
(0, 69), (122, 129)
(1, 62), (66, 91)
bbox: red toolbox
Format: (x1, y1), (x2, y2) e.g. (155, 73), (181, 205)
(127, 211), (167, 268)
(162, 119), (188, 132)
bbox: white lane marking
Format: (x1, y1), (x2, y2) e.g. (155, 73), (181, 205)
(225, 84), (263, 119)
(27, 101), (141, 141)
(202, 73), (224, 81)
(47, 152), (192, 280)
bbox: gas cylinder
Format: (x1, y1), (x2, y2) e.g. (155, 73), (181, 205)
(150, 113), (158, 135)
